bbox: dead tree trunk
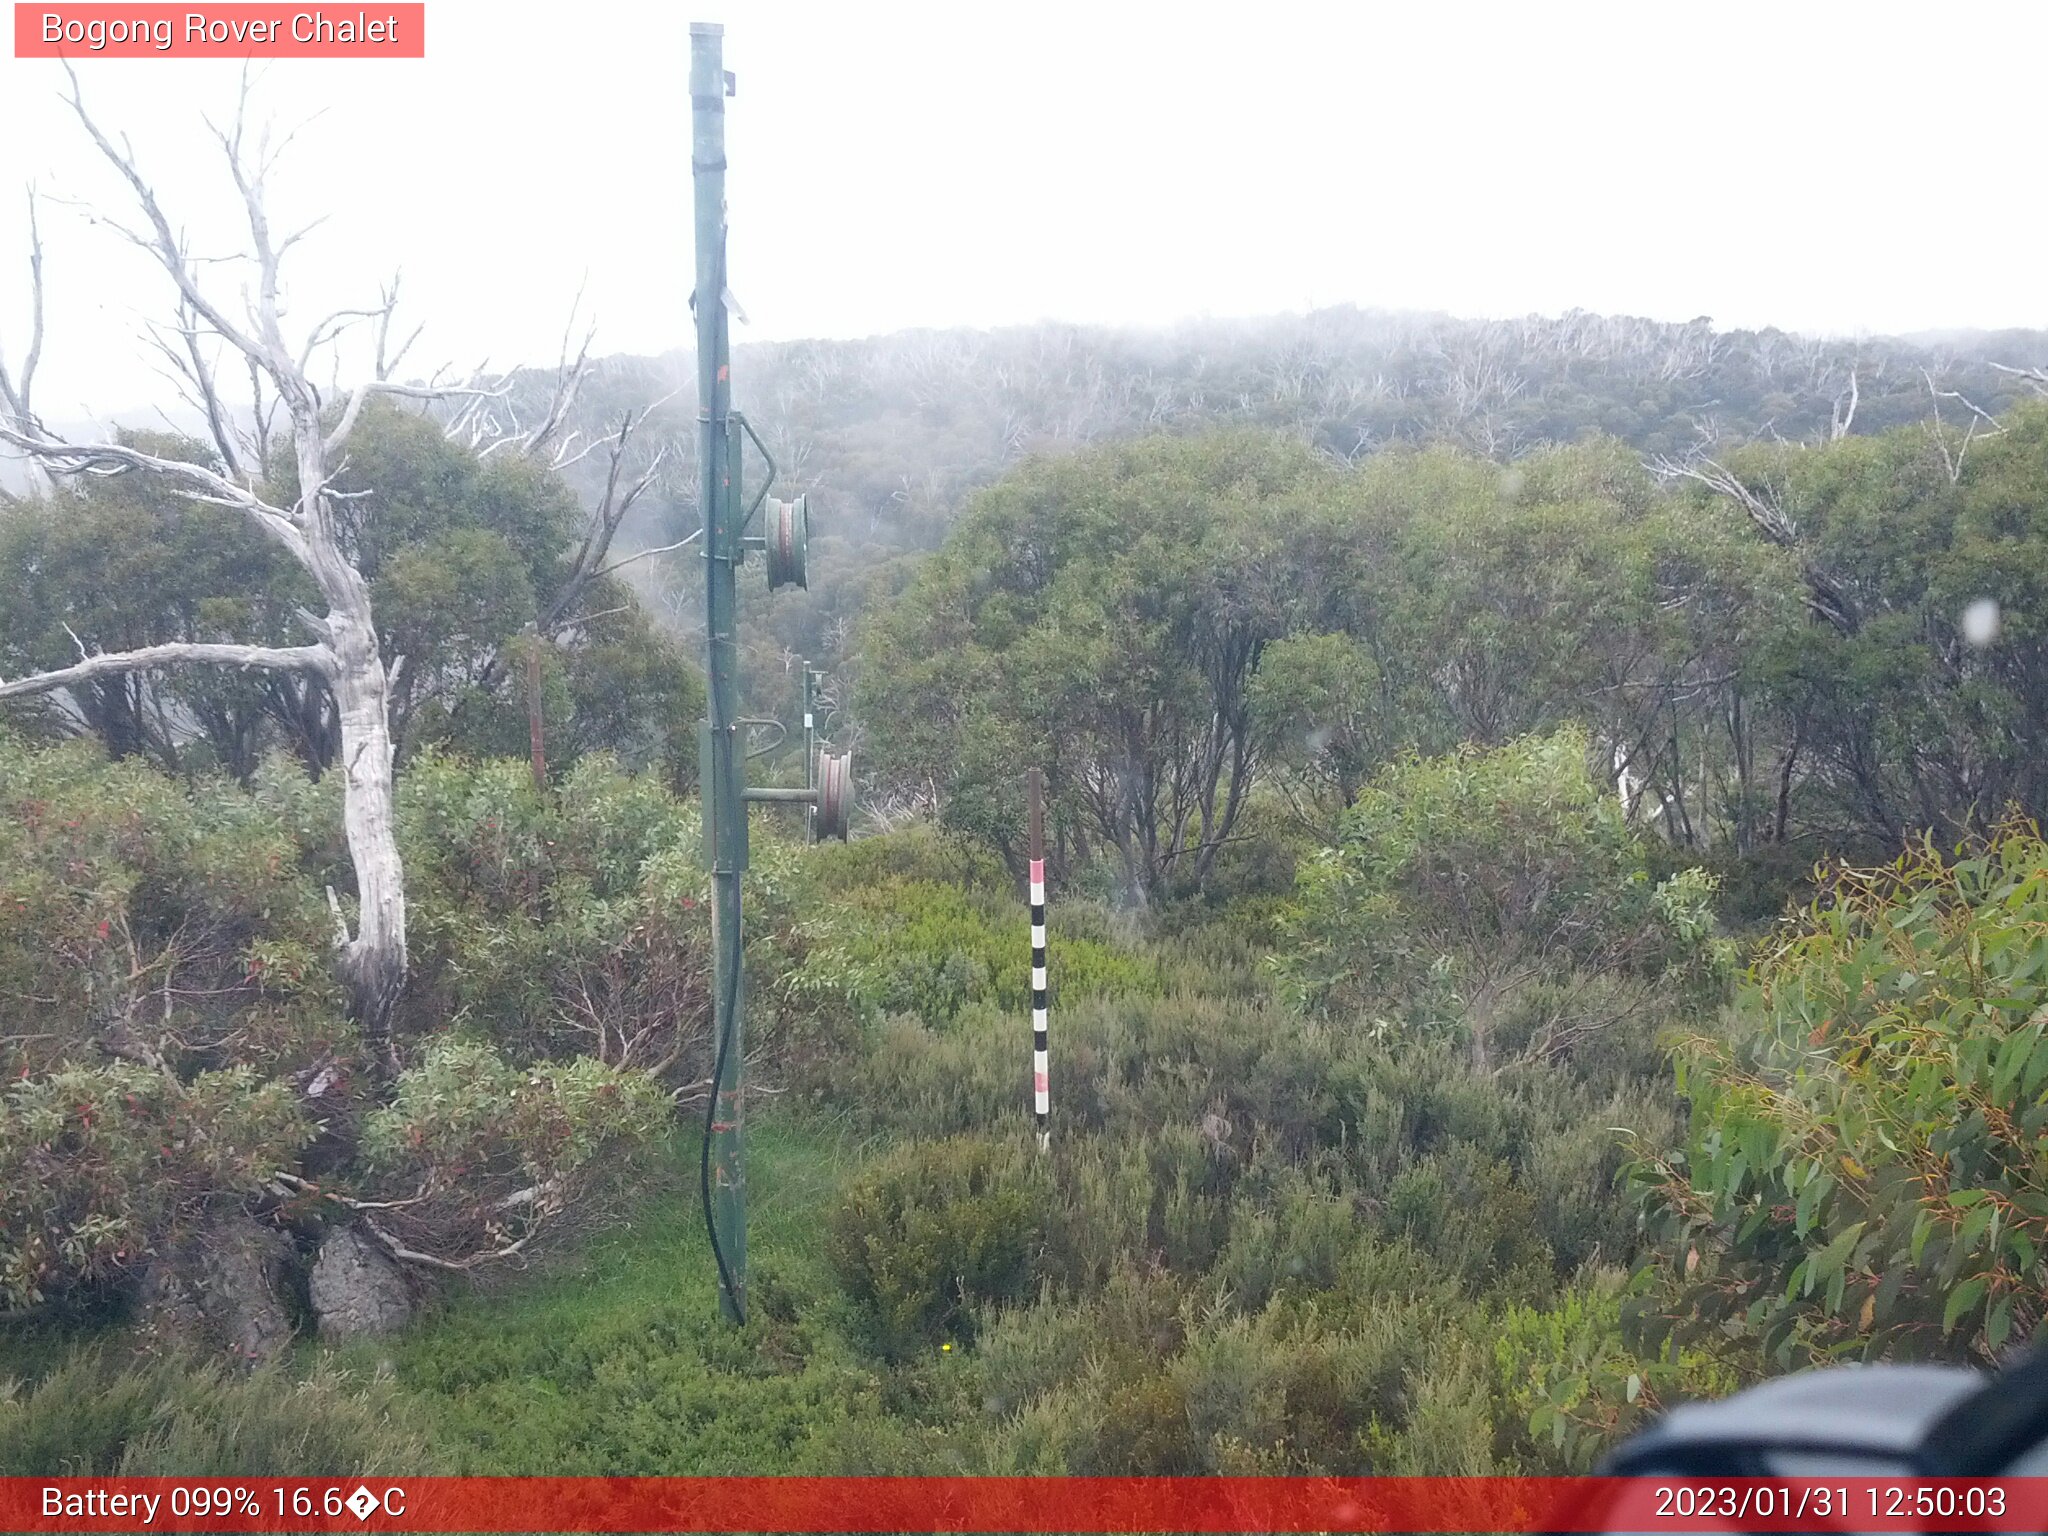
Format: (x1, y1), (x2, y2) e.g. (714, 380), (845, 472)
(0, 75), (501, 1072)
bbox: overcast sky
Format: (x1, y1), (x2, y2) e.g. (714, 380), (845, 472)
(2, 0), (2043, 419)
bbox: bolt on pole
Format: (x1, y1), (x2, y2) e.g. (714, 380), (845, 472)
(691, 19), (747, 1327)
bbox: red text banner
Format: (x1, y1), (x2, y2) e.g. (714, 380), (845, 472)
(14, 5), (425, 57)
(6, 1476), (2048, 1532)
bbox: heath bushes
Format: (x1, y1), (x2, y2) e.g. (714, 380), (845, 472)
(1277, 728), (1728, 1071)
(829, 1135), (1056, 1354)
(0, 735), (824, 1324)
(0, 738), (347, 1087)
(0, 1349), (433, 1475)
(1632, 819), (2048, 1370)
(807, 875), (1167, 1025)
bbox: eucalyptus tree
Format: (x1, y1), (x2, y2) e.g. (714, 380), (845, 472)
(859, 431), (1323, 900)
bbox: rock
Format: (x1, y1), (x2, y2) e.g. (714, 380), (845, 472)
(137, 1216), (296, 1365)
(309, 1224), (412, 1340)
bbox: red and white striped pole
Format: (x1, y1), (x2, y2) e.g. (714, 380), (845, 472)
(1027, 767), (1049, 1152)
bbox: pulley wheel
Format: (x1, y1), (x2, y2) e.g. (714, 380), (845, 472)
(765, 494), (808, 591)
(815, 748), (852, 842)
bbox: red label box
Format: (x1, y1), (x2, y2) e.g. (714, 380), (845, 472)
(14, 4), (425, 57)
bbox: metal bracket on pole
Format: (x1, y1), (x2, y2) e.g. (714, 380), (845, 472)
(736, 413), (777, 531)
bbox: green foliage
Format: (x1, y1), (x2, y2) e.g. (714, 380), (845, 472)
(1493, 1277), (1738, 1472)
(834, 981), (1673, 1287)
(0, 433), (311, 778)
(829, 1136), (1055, 1353)
(808, 823), (1010, 898)
(1705, 404), (2048, 845)
(809, 877), (1164, 1026)
(420, 605), (704, 791)
(857, 431), (1327, 898)
(0, 1349), (433, 1475)
(397, 751), (845, 1088)
(0, 735), (815, 1319)
(0, 736), (347, 1085)
(357, 1039), (668, 1263)
(1633, 819), (2048, 1370)
(1278, 729), (1729, 1069)
(0, 402), (700, 782)
(361, 1034), (666, 1184)
(0, 1066), (309, 1311)
(1248, 631), (1386, 830)
(967, 1257), (1542, 1475)
(357, 1125), (918, 1476)
(0, 734), (338, 1310)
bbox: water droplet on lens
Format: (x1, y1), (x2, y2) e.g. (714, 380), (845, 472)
(1961, 598), (2000, 648)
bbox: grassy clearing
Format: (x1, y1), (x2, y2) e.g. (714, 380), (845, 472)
(354, 1111), (906, 1475)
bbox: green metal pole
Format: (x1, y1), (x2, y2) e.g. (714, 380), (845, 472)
(692, 19), (747, 1326)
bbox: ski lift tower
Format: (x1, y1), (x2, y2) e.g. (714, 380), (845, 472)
(690, 21), (851, 1326)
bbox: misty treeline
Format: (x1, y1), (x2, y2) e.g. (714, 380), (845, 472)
(0, 403), (701, 787)
(854, 411), (2048, 904)
(521, 305), (2048, 731)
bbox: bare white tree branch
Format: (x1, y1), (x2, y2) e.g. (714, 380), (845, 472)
(593, 525), (700, 581)
(1991, 361), (2048, 394)
(6, 69), (420, 1070)
(0, 187), (43, 430)
(1648, 447), (1861, 635)
(1924, 368), (2002, 485)
(0, 640), (331, 703)
(1830, 365), (1858, 440)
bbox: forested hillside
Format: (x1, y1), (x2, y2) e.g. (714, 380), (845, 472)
(8, 296), (2048, 1481)
(526, 307), (2048, 736)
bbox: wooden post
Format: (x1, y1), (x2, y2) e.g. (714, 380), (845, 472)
(525, 640), (547, 792)
(1027, 767), (1048, 1151)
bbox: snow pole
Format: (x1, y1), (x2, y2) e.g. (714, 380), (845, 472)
(1028, 767), (1049, 1151)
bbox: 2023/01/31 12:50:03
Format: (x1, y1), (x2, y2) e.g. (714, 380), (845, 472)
(1651, 1483), (2009, 1522)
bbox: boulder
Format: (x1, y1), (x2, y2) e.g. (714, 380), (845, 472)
(309, 1224), (412, 1340)
(137, 1216), (296, 1365)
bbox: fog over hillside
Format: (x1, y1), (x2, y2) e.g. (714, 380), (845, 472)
(16, 298), (2046, 721)
(477, 305), (2048, 686)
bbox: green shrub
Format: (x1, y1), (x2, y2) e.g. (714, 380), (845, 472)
(1633, 820), (2048, 1369)
(399, 752), (850, 1089)
(1383, 1146), (1552, 1294)
(0, 1349), (433, 1475)
(1492, 1276), (1738, 1473)
(829, 1136), (1055, 1352)
(0, 1065), (310, 1311)
(968, 1267), (1490, 1475)
(1276, 728), (1728, 1070)
(1209, 1176), (1363, 1311)
(354, 1039), (668, 1266)
(809, 823), (1009, 897)
(0, 735), (844, 1328)
(809, 875), (1165, 1025)
(0, 738), (346, 1088)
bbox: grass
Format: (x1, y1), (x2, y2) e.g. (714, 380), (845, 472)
(350, 1110), (911, 1475)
